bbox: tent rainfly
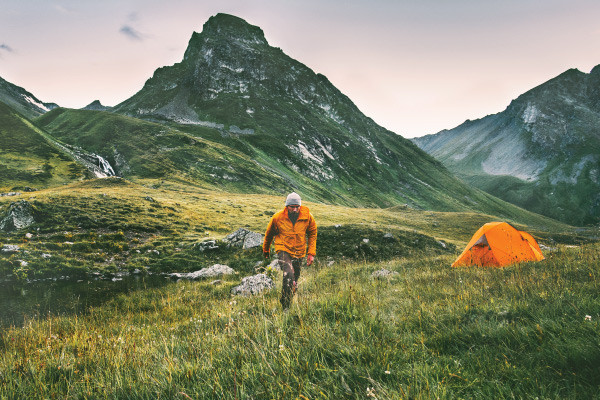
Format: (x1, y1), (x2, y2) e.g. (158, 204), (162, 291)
(452, 222), (545, 268)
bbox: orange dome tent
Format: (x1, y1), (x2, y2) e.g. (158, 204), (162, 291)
(452, 222), (545, 267)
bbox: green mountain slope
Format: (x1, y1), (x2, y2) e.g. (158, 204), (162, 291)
(108, 13), (507, 211)
(33, 106), (563, 226)
(0, 102), (86, 190)
(0, 76), (56, 119)
(413, 67), (600, 226)
(35, 107), (307, 194)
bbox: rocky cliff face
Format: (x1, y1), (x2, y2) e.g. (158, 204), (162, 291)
(413, 66), (600, 225)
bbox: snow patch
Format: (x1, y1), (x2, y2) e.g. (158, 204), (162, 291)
(22, 94), (49, 112)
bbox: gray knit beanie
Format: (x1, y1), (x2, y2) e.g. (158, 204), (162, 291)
(285, 192), (302, 206)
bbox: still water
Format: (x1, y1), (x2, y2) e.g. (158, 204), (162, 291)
(0, 274), (171, 328)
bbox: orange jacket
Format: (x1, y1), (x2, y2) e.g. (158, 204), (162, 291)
(263, 206), (317, 258)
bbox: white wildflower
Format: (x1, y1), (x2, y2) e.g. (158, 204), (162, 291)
(366, 386), (377, 398)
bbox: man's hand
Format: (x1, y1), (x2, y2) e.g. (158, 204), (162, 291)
(263, 250), (270, 259)
(306, 254), (314, 266)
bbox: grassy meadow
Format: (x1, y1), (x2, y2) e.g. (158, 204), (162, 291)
(1, 179), (599, 399)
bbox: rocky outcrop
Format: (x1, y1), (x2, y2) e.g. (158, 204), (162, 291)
(0, 200), (35, 232)
(169, 264), (235, 280)
(224, 228), (263, 249)
(1, 244), (20, 253)
(231, 273), (274, 296)
(192, 239), (220, 252)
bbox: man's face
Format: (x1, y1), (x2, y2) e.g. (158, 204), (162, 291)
(286, 205), (300, 217)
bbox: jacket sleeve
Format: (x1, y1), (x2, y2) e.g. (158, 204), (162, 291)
(263, 216), (277, 253)
(306, 214), (317, 256)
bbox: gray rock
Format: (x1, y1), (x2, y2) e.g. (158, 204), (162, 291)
(225, 228), (263, 249)
(231, 273), (274, 296)
(0, 200), (35, 232)
(1, 245), (20, 253)
(371, 268), (399, 279)
(193, 239), (219, 252)
(268, 259), (281, 271)
(169, 264), (235, 280)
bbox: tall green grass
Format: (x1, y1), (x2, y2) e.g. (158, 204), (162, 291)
(1, 243), (598, 399)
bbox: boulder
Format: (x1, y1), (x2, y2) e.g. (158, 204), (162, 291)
(371, 268), (399, 279)
(231, 274), (274, 296)
(2, 245), (20, 253)
(268, 259), (281, 271)
(0, 200), (35, 232)
(225, 228), (263, 249)
(169, 264), (235, 280)
(192, 239), (219, 252)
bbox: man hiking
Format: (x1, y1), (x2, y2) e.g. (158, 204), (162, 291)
(263, 192), (317, 309)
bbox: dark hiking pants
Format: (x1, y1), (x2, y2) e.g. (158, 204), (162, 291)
(277, 251), (302, 309)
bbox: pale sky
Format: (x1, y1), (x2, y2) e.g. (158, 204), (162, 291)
(2, 0), (600, 138)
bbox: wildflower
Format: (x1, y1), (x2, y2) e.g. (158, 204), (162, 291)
(385, 370), (391, 374)
(366, 387), (377, 398)
(585, 315), (592, 321)
(279, 344), (284, 350)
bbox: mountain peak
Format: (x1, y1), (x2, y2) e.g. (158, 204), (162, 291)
(200, 13), (267, 45)
(82, 100), (109, 111)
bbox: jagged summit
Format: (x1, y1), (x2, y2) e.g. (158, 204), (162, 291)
(183, 13), (268, 62)
(201, 13), (267, 44)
